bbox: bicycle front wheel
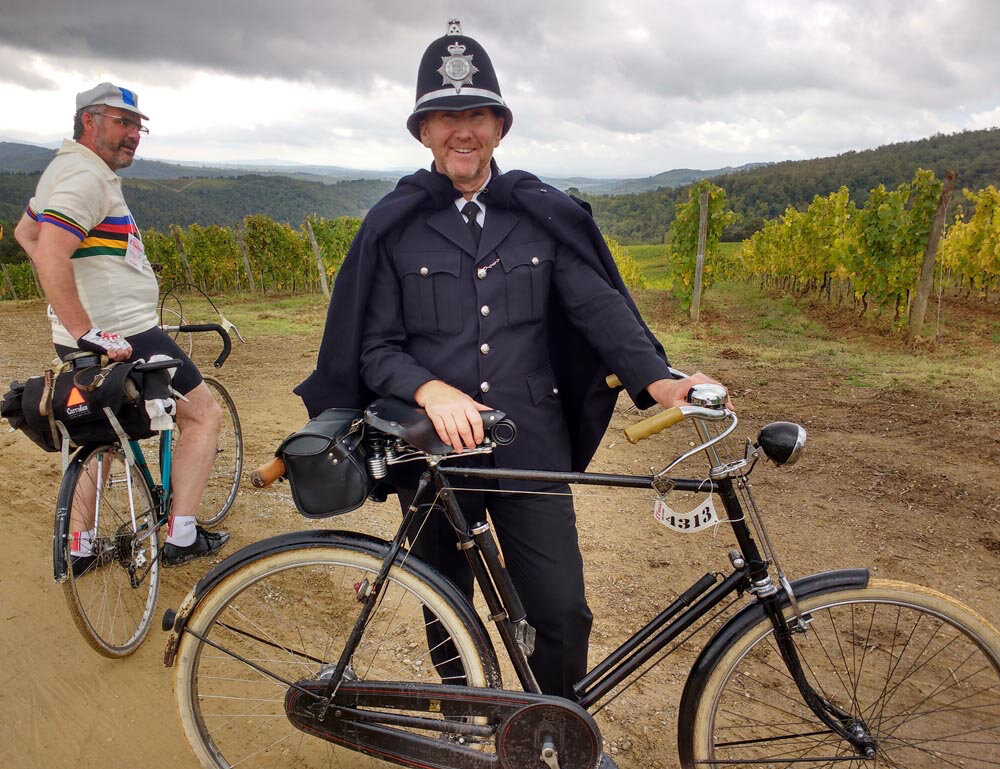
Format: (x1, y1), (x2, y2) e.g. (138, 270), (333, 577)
(57, 444), (161, 657)
(174, 540), (497, 769)
(684, 579), (1000, 768)
(195, 375), (242, 527)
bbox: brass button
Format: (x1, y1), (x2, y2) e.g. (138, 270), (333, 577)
(480, 305), (490, 317)
(480, 343), (490, 354)
(477, 268), (487, 279)
(480, 381), (490, 393)
(419, 266), (429, 276)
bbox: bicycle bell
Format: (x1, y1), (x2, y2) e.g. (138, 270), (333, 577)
(687, 383), (728, 408)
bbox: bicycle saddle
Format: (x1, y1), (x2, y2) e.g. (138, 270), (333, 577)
(364, 397), (508, 455)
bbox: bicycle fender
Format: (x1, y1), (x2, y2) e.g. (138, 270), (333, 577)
(675, 568), (869, 763)
(162, 529), (498, 678)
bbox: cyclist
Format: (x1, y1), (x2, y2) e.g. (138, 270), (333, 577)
(13, 82), (229, 571)
(296, 21), (727, 761)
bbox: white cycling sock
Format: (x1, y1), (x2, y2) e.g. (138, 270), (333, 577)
(70, 527), (97, 556)
(166, 515), (197, 547)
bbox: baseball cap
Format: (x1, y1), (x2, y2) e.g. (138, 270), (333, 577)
(75, 82), (150, 120)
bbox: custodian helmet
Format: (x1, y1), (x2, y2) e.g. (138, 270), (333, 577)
(406, 19), (513, 140)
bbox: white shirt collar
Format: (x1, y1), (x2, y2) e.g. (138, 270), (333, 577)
(453, 171), (491, 223)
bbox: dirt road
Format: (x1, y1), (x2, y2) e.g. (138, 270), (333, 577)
(1, 294), (997, 769)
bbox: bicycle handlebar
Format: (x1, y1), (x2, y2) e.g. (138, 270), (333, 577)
(176, 323), (232, 368)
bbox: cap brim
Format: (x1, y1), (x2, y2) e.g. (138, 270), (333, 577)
(407, 96), (512, 140)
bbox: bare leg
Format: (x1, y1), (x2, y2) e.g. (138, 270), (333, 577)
(170, 382), (223, 520)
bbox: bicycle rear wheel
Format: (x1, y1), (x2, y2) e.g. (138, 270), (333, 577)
(683, 579), (1000, 768)
(194, 375), (242, 527)
(57, 444), (161, 658)
(174, 539), (497, 769)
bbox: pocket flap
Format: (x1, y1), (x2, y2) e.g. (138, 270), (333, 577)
(497, 241), (554, 272)
(395, 249), (462, 278)
(525, 365), (559, 406)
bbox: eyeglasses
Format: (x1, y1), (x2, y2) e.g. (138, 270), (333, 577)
(90, 110), (149, 135)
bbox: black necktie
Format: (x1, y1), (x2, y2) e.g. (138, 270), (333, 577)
(461, 201), (482, 247)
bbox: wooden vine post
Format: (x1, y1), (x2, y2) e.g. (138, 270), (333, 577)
(304, 219), (331, 299)
(690, 188), (710, 322)
(172, 229), (195, 284)
(1, 263), (18, 300)
(235, 228), (257, 296)
(907, 170), (957, 343)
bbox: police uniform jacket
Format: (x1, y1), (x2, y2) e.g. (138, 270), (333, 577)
(295, 162), (671, 474)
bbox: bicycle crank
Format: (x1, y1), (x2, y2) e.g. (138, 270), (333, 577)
(284, 678), (603, 769)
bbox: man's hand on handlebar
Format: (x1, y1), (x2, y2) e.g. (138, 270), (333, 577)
(77, 327), (132, 361)
(414, 379), (494, 453)
(648, 373), (733, 410)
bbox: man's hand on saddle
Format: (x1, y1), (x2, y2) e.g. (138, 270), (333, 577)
(414, 379), (494, 453)
(76, 327), (133, 361)
(647, 372), (733, 410)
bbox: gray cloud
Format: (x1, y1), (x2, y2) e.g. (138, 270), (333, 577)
(3, 0), (999, 174)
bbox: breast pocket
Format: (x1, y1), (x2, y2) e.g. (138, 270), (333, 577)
(394, 249), (463, 335)
(498, 241), (554, 326)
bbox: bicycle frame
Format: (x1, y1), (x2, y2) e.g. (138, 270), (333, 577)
(312, 434), (877, 758)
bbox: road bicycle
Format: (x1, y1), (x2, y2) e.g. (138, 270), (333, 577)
(55, 323), (242, 657)
(162, 376), (1000, 768)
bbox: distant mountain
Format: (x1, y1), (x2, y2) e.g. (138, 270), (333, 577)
(543, 163), (769, 195)
(0, 142), (396, 184)
(0, 140), (762, 194)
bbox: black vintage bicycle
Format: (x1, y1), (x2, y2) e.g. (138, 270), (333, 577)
(163, 377), (1000, 769)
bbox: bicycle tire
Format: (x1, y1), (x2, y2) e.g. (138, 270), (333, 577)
(682, 579), (1000, 768)
(174, 538), (498, 769)
(194, 375), (242, 527)
(57, 444), (161, 657)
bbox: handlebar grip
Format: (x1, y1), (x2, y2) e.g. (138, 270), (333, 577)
(177, 323), (232, 368)
(624, 406), (684, 444)
(251, 457), (285, 488)
(606, 373), (622, 389)
(132, 357), (184, 372)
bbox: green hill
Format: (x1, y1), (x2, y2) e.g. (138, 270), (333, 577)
(585, 128), (1000, 243)
(0, 172), (394, 232)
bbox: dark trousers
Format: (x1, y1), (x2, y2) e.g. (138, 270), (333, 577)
(394, 479), (593, 699)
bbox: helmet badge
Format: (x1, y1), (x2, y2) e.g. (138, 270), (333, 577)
(437, 19), (478, 93)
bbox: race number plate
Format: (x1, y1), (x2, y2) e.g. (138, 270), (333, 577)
(653, 495), (718, 533)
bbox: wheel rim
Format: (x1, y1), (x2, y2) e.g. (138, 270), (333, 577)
(178, 548), (489, 768)
(196, 377), (242, 527)
(695, 590), (1000, 767)
(63, 447), (160, 656)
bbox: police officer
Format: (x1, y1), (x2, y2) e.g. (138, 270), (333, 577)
(298, 19), (724, 713)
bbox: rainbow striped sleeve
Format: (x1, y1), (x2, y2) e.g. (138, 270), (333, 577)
(73, 215), (138, 259)
(25, 204), (39, 221)
(39, 209), (88, 240)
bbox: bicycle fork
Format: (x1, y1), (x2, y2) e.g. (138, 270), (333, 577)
(761, 591), (878, 758)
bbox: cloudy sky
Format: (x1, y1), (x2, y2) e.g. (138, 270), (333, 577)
(2, 0), (998, 177)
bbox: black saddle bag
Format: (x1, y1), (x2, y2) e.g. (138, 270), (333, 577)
(2, 357), (170, 453)
(277, 408), (373, 518)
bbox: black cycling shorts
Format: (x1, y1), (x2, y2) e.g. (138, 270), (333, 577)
(55, 326), (204, 395)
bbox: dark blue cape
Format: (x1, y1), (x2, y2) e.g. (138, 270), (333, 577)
(295, 163), (668, 471)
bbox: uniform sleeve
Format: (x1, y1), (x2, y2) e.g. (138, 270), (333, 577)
(359, 241), (441, 401)
(552, 225), (671, 397)
(35, 165), (105, 240)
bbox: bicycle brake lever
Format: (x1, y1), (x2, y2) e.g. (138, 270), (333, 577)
(218, 315), (245, 344)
